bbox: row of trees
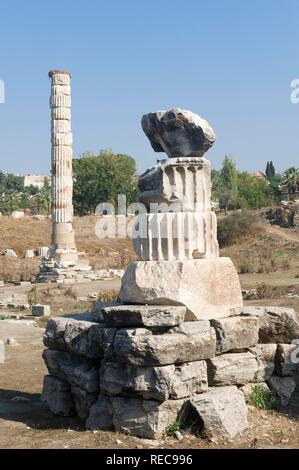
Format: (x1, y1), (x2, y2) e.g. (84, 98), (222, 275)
(0, 172), (51, 214)
(1, 153), (298, 216)
(212, 157), (299, 211)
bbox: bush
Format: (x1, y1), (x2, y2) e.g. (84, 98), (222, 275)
(250, 385), (278, 410)
(217, 211), (262, 248)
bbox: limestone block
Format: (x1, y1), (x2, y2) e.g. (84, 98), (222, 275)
(70, 385), (98, 420)
(100, 360), (208, 401)
(207, 352), (258, 386)
(267, 376), (296, 407)
(51, 145), (72, 162)
(241, 307), (299, 343)
(188, 386), (248, 438)
(43, 349), (99, 393)
(32, 304), (51, 317)
(11, 210), (24, 219)
(120, 258), (243, 321)
(64, 320), (117, 360)
(2, 249), (17, 257)
(50, 73), (71, 86)
(36, 247), (49, 257)
(133, 211), (219, 261)
(52, 119), (71, 134)
(275, 343), (299, 376)
(113, 326), (216, 366)
(141, 108), (216, 159)
(248, 344), (277, 381)
(210, 316), (259, 353)
(50, 94), (71, 108)
(86, 395), (114, 430)
(102, 305), (186, 328)
(51, 84), (71, 95)
(25, 249), (35, 258)
(52, 107), (71, 120)
(43, 317), (69, 350)
(41, 375), (75, 416)
(52, 132), (73, 146)
(111, 397), (185, 439)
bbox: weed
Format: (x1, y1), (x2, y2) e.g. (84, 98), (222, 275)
(250, 385), (278, 410)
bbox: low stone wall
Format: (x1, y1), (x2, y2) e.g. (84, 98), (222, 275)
(41, 305), (299, 440)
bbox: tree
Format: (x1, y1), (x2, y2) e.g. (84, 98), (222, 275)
(282, 167), (299, 194)
(215, 156), (239, 210)
(73, 149), (138, 215)
(35, 178), (51, 214)
(237, 172), (273, 209)
(266, 161), (276, 180)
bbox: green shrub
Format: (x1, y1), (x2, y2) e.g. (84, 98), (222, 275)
(250, 385), (278, 410)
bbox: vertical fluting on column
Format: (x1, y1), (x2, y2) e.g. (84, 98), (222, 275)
(49, 71), (77, 258)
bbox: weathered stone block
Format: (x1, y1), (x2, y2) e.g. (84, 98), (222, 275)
(86, 395), (114, 430)
(241, 307), (299, 344)
(207, 352), (258, 386)
(43, 349), (99, 393)
(210, 316), (259, 354)
(120, 258), (243, 321)
(43, 317), (69, 350)
(32, 304), (51, 317)
(70, 385), (98, 420)
(102, 305), (186, 328)
(188, 386), (248, 438)
(41, 375), (74, 416)
(267, 376), (296, 407)
(100, 360), (208, 401)
(275, 343), (299, 376)
(113, 327), (216, 366)
(141, 108), (216, 159)
(64, 320), (117, 360)
(111, 397), (185, 439)
(248, 344), (277, 381)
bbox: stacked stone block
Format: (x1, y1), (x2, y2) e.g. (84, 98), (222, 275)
(41, 305), (299, 439)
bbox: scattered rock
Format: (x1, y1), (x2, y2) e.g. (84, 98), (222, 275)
(11, 210), (24, 220)
(1, 249), (17, 258)
(86, 395), (114, 431)
(32, 304), (51, 318)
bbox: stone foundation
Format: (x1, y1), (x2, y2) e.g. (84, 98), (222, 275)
(41, 304), (299, 440)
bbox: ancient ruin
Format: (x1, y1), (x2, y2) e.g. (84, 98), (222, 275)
(37, 71), (90, 282)
(41, 108), (299, 440)
(120, 108), (243, 320)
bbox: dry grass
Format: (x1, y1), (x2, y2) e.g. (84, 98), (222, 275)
(0, 215), (135, 281)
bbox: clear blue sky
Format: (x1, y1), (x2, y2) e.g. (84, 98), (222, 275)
(0, 0), (298, 176)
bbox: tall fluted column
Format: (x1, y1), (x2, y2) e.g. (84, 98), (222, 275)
(49, 70), (78, 266)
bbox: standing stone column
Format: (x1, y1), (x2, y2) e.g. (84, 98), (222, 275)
(49, 70), (78, 267)
(37, 71), (91, 282)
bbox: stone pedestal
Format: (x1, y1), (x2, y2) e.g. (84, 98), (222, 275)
(120, 258), (243, 321)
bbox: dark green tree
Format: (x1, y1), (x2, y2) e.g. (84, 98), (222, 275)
(73, 149), (138, 215)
